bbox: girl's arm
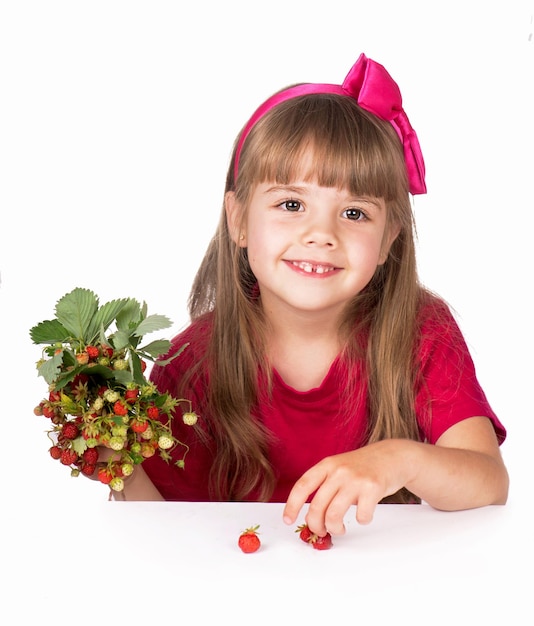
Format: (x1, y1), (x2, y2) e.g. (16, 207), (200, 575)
(283, 416), (509, 536)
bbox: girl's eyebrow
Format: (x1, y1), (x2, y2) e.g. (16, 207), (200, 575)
(263, 184), (308, 195)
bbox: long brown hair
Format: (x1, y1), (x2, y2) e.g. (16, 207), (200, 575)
(185, 93), (430, 502)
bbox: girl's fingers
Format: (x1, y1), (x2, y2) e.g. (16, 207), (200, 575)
(303, 484), (339, 536)
(283, 467), (326, 525)
(354, 494), (379, 525)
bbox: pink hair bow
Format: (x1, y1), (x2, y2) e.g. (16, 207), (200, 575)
(342, 54), (426, 195)
(234, 53), (427, 195)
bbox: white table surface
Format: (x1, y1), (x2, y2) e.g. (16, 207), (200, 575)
(3, 498), (530, 625)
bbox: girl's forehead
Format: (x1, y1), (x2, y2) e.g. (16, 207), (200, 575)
(243, 137), (404, 203)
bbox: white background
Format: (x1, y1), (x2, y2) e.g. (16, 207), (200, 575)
(0, 1), (532, 512)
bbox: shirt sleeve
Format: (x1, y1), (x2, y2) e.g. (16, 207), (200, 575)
(415, 304), (506, 445)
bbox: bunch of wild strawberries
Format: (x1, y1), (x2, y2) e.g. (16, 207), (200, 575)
(34, 343), (197, 492)
(31, 287), (197, 492)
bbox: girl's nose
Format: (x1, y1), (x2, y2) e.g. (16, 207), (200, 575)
(302, 215), (337, 247)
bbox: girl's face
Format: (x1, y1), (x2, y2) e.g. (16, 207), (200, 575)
(226, 177), (399, 322)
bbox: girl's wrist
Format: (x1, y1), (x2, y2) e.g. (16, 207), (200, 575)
(108, 487), (126, 501)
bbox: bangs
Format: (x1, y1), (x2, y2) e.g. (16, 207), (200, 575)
(235, 94), (409, 202)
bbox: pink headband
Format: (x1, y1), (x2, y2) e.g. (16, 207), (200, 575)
(234, 53), (426, 195)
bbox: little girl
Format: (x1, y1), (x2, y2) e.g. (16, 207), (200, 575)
(115, 53), (509, 536)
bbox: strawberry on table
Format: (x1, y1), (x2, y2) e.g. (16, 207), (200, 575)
(295, 523), (333, 550)
(310, 532), (333, 550)
(296, 523), (313, 543)
(238, 525), (261, 553)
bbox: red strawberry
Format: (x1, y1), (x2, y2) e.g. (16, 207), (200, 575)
(41, 403), (56, 419)
(102, 345), (114, 358)
(60, 448), (78, 466)
(310, 532), (333, 551)
(124, 388), (139, 403)
(146, 405), (159, 419)
(49, 445), (62, 460)
(296, 523), (333, 550)
(81, 463), (96, 476)
(97, 467), (113, 484)
(86, 345), (99, 360)
(238, 525), (261, 553)
(111, 462), (124, 477)
(83, 448), (99, 465)
(296, 523), (313, 543)
(61, 422), (79, 440)
(131, 419), (149, 433)
(113, 400), (128, 416)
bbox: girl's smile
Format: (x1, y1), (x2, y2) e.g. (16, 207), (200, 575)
(285, 259), (341, 275)
(227, 177), (399, 321)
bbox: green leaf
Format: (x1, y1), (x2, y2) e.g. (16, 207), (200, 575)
(30, 319), (71, 345)
(134, 314), (172, 337)
(115, 299), (142, 332)
(129, 351), (145, 385)
(153, 393), (169, 408)
(60, 350), (77, 369)
(53, 368), (79, 390)
(85, 298), (130, 343)
(60, 392), (80, 415)
(38, 353), (64, 384)
(138, 339), (172, 359)
(111, 329), (131, 351)
(152, 341), (189, 366)
(55, 288), (99, 341)
(112, 369), (134, 385)
(71, 437), (88, 456)
(77, 363), (116, 380)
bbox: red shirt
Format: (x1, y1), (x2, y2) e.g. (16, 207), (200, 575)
(144, 305), (506, 502)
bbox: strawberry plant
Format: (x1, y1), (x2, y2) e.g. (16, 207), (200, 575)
(31, 287), (198, 492)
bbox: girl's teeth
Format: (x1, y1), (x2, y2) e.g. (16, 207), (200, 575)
(294, 262), (332, 274)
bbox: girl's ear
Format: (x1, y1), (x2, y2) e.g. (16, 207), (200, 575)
(378, 223), (401, 265)
(225, 191), (247, 247)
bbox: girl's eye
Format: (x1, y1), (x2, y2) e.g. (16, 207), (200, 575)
(280, 199), (302, 212)
(343, 208), (367, 221)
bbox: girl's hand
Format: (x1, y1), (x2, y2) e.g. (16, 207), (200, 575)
(83, 445), (164, 500)
(82, 446), (123, 483)
(283, 440), (413, 536)
(283, 417), (508, 537)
